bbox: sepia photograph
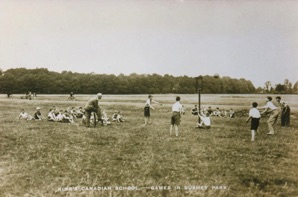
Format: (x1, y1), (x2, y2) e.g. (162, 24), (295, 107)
(0, 0), (297, 196)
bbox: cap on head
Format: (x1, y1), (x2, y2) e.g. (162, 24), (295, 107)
(97, 93), (102, 98)
(36, 107), (41, 110)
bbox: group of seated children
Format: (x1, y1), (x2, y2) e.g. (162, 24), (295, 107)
(82, 110), (125, 126)
(191, 105), (236, 129)
(20, 106), (126, 126)
(192, 106), (235, 118)
(47, 106), (86, 123)
(48, 108), (74, 123)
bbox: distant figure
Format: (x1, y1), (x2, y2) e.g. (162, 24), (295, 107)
(84, 93), (103, 127)
(221, 109), (227, 118)
(246, 102), (261, 141)
(76, 107), (85, 118)
(144, 95), (162, 125)
(275, 96), (290, 127)
(261, 96), (279, 135)
(7, 92), (13, 98)
(112, 111), (125, 122)
(101, 110), (111, 125)
(34, 107), (44, 120)
(196, 112), (211, 129)
(170, 96), (184, 137)
(56, 110), (74, 123)
(63, 110), (75, 123)
(191, 105), (198, 115)
(28, 91), (32, 100)
(68, 92), (76, 101)
(48, 109), (57, 122)
(18, 109), (34, 120)
(229, 108), (235, 118)
(207, 106), (213, 116)
(213, 107), (222, 117)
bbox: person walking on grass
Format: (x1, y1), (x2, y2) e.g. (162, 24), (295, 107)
(170, 96), (184, 137)
(261, 96), (279, 135)
(246, 102), (261, 141)
(84, 93), (103, 127)
(144, 95), (162, 125)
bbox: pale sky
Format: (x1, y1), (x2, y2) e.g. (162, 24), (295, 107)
(0, 0), (298, 87)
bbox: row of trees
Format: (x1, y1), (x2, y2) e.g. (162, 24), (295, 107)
(261, 80), (298, 94)
(0, 68), (258, 94)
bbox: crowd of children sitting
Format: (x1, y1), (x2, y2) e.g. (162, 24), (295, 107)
(191, 105), (235, 118)
(191, 105), (236, 129)
(18, 106), (125, 125)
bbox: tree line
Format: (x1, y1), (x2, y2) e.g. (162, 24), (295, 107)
(259, 80), (298, 94)
(0, 67), (278, 95)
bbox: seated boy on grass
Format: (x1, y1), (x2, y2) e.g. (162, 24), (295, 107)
(196, 112), (211, 129)
(19, 109), (34, 120)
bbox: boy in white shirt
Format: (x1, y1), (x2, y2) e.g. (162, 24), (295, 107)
(170, 96), (184, 137)
(18, 109), (34, 120)
(197, 112), (211, 129)
(112, 111), (125, 123)
(261, 96), (278, 135)
(246, 102), (261, 141)
(48, 109), (57, 122)
(144, 95), (162, 125)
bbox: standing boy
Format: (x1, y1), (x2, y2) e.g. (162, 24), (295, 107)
(261, 96), (279, 135)
(144, 95), (161, 125)
(170, 96), (184, 137)
(246, 102), (261, 141)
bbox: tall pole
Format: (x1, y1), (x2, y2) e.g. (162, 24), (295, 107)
(197, 76), (202, 124)
(198, 88), (201, 123)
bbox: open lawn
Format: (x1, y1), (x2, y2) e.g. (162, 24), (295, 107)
(0, 94), (297, 197)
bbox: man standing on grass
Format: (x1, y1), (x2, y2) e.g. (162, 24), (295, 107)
(261, 96), (279, 135)
(84, 93), (103, 127)
(170, 96), (184, 137)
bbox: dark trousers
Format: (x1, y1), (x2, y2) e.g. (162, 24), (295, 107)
(85, 108), (102, 127)
(281, 106), (290, 126)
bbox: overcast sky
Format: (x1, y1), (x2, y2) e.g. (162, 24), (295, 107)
(0, 0), (297, 87)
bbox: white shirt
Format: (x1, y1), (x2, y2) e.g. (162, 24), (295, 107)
(145, 99), (153, 107)
(264, 101), (277, 110)
(249, 108), (261, 118)
(19, 112), (30, 119)
(48, 111), (56, 120)
(172, 101), (183, 112)
(56, 113), (64, 121)
(200, 116), (211, 126)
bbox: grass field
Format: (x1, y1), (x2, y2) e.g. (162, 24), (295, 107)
(0, 94), (297, 197)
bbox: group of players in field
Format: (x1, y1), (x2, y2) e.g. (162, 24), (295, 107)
(18, 93), (291, 142)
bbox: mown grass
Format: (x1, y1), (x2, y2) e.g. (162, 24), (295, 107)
(0, 95), (297, 197)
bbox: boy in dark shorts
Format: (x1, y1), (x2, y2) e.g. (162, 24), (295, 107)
(144, 95), (161, 125)
(246, 102), (261, 141)
(170, 96), (184, 137)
